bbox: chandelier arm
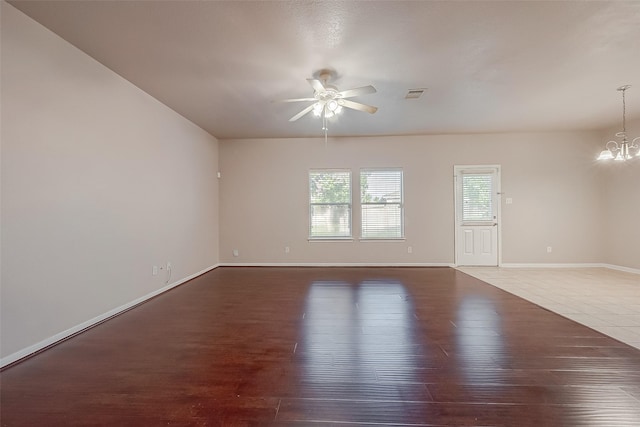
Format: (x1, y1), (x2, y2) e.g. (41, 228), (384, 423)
(631, 136), (640, 147)
(605, 140), (621, 152)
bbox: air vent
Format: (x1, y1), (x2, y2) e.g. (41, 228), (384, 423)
(405, 88), (427, 99)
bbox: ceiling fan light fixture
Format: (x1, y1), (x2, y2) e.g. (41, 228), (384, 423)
(313, 103), (324, 117)
(278, 70), (378, 144)
(324, 100), (342, 118)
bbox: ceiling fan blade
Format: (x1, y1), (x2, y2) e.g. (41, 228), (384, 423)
(273, 98), (317, 103)
(289, 103), (318, 122)
(337, 85), (377, 98)
(307, 78), (326, 93)
(339, 99), (378, 114)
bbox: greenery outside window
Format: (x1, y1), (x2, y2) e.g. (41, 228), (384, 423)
(309, 170), (352, 239)
(461, 173), (493, 222)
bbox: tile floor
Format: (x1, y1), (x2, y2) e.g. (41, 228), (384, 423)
(456, 267), (640, 350)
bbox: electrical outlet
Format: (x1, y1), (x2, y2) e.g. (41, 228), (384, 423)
(407, 246), (413, 254)
(152, 266), (158, 276)
(285, 246), (290, 253)
(233, 249), (239, 257)
(547, 246), (552, 253)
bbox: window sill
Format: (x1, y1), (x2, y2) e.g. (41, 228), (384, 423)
(308, 237), (354, 242)
(359, 238), (406, 242)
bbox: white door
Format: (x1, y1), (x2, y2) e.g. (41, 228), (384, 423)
(454, 166), (500, 266)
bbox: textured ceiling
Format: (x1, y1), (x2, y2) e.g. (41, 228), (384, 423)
(8, 0), (640, 139)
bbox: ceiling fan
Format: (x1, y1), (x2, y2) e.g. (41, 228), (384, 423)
(277, 69), (378, 123)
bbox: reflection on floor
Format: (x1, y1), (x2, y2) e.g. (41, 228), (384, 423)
(457, 267), (640, 350)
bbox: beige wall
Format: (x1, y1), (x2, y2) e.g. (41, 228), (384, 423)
(1, 4), (219, 361)
(219, 131), (605, 265)
(599, 118), (640, 270)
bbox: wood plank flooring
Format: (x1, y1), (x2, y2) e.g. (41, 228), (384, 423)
(2, 267), (640, 426)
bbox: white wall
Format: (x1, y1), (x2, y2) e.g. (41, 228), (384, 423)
(1, 3), (219, 363)
(599, 118), (640, 270)
(219, 131), (605, 266)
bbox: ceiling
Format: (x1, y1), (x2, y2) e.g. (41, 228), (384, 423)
(8, 0), (640, 140)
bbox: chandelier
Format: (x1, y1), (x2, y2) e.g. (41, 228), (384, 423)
(597, 85), (640, 161)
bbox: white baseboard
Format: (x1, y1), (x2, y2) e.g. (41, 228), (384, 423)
(599, 263), (640, 275)
(217, 262), (454, 267)
(500, 263), (603, 269)
(498, 263), (640, 275)
(1, 264), (219, 369)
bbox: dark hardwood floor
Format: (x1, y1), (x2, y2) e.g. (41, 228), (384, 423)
(2, 267), (640, 426)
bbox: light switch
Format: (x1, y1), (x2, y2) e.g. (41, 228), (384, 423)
(506, 198), (513, 205)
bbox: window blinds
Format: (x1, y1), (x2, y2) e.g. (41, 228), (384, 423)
(309, 170), (352, 238)
(462, 173), (493, 222)
(360, 169), (403, 239)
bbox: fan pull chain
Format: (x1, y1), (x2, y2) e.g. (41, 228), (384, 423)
(322, 111), (328, 147)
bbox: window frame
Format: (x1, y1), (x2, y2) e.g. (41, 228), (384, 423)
(359, 168), (405, 240)
(308, 169), (353, 240)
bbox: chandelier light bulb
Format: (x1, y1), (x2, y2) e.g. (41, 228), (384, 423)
(598, 150), (614, 160)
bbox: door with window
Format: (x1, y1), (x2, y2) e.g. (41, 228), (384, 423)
(454, 166), (500, 266)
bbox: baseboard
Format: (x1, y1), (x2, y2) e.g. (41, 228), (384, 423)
(218, 262), (454, 267)
(1, 264), (220, 369)
(497, 263), (640, 275)
(599, 263), (640, 275)
(500, 263), (603, 269)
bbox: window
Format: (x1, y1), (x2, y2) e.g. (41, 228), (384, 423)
(461, 173), (493, 222)
(360, 169), (403, 239)
(309, 170), (352, 238)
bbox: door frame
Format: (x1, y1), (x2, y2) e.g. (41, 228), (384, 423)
(453, 165), (502, 267)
